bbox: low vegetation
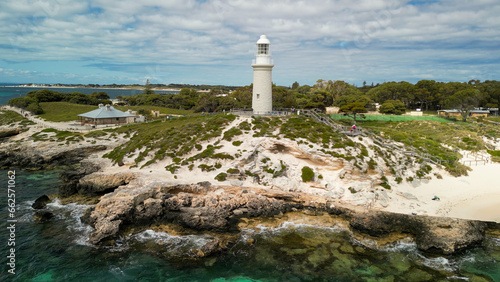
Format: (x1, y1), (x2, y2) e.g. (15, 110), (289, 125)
(361, 119), (500, 175)
(0, 110), (35, 126)
(103, 114), (236, 167)
(301, 166), (315, 182)
(38, 102), (97, 122)
(31, 128), (83, 143)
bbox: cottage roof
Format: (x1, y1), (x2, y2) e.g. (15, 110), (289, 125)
(78, 105), (136, 119)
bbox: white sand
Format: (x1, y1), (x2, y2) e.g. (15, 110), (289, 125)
(383, 162), (500, 223)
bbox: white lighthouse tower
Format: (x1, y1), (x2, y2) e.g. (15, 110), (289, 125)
(252, 35), (274, 115)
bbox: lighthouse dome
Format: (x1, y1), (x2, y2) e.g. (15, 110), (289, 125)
(256, 35), (270, 44)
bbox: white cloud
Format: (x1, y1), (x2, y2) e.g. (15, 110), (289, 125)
(0, 0), (499, 85)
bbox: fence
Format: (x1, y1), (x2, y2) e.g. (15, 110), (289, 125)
(459, 152), (490, 166)
(229, 108), (293, 116)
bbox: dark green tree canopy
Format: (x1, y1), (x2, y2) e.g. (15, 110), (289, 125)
(379, 100), (406, 115)
(445, 89), (482, 121)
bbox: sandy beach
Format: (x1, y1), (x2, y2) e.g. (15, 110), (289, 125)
(384, 161), (500, 223)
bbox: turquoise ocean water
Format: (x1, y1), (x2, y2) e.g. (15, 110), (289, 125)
(0, 84), (178, 105)
(0, 169), (499, 281)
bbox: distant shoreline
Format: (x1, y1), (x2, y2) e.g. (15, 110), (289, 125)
(8, 85), (183, 92)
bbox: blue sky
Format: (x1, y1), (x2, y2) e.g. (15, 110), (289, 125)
(0, 0), (499, 87)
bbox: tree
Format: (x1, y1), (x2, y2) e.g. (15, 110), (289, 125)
(339, 101), (367, 123)
(231, 85), (252, 108)
(324, 80), (362, 105)
(415, 80), (438, 111)
(142, 80), (155, 95)
(91, 91), (110, 100)
(177, 88), (198, 109)
(379, 100), (406, 115)
(273, 86), (296, 108)
(367, 81), (416, 107)
(445, 89), (482, 122)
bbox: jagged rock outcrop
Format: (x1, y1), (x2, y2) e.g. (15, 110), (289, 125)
(81, 178), (492, 255)
(0, 128), (22, 139)
(59, 166), (136, 197)
(0, 144), (107, 170)
(78, 172), (137, 195)
(32, 195), (51, 209)
(83, 183), (304, 245)
(347, 210), (487, 255)
(58, 162), (101, 197)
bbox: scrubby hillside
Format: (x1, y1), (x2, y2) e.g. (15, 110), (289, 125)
(85, 114), (480, 209)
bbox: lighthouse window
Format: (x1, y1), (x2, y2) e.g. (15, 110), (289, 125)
(257, 44), (268, 55)
(257, 94), (260, 99)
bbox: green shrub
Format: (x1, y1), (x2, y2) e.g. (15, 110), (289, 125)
(215, 172), (227, 182)
(213, 153), (234, 160)
(85, 130), (107, 138)
(360, 147), (369, 157)
(380, 182), (391, 189)
(301, 166), (315, 182)
(198, 164), (216, 172)
(245, 170), (257, 177)
(367, 158), (377, 170)
(232, 141), (243, 146)
(395, 177), (403, 184)
(488, 150), (500, 163)
(165, 164), (179, 174)
(227, 168), (240, 174)
(223, 127), (243, 141)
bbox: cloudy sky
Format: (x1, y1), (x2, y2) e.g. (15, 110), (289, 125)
(0, 0), (499, 87)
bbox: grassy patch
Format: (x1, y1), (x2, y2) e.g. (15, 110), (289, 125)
(361, 119), (500, 176)
(488, 150), (500, 163)
(84, 130), (108, 138)
(38, 102), (97, 122)
(31, 128), (83, 142)
(223, 127), (243, 141)
(280, 116), (348, 146)
(103, 115), (236, 166)
(0, 110), (35, 126)
(330, 114), (450, 123)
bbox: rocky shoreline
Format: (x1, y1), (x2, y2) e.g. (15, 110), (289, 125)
(75, 176), (495, 255)
(1, 124), (498, 257)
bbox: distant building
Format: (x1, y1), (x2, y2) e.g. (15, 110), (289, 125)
(78, 104), (139, 126)
(437, 109), (490, 118)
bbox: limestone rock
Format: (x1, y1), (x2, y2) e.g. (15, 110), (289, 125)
(349, 210), (486, 255)
(78, 172), (137, 195)
(85, 183), (301, 245)
(0, 144), (106, 170)
(58, 162), (101, 197)
(0, 128), (22, 138)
